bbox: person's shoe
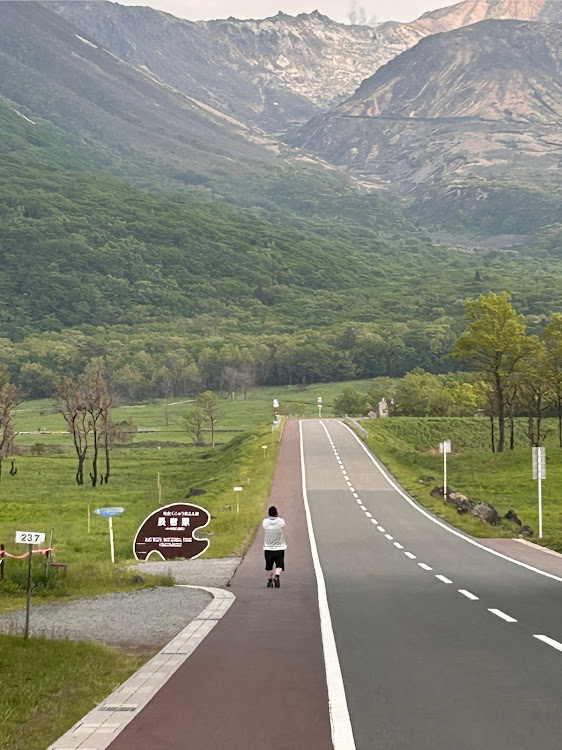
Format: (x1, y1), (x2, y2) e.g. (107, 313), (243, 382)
(274, 575), (280, 588)
(267, 579), (274, 588)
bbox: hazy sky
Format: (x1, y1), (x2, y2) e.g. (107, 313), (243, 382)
(111, 0), (456, 23)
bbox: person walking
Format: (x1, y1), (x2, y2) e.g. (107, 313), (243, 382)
(263, 506), (286, 588)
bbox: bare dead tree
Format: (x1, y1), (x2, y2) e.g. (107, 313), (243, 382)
(56, 376), (90, 485)
(84, 359), (113, 487)
(0, 382), (22, 482)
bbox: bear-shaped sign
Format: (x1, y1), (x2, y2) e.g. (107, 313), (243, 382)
(133, 503), (210, 561)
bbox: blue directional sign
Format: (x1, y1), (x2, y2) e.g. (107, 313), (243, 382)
(93, 507), (125, 518)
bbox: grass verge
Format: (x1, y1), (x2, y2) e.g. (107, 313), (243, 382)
(361, 417), (562, 552)
(0, 636), (147, 750)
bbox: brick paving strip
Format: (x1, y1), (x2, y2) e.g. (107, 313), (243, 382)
(50, 420), (332, 750)
(47, 585), (235, 750)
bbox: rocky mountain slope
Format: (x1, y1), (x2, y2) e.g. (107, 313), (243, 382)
(292, 20), (562, 234)
(0, 1), (288, 192)
(52, 0), (562, 133)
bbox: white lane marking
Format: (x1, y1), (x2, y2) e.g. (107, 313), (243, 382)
(300, 421), (357, 749)
(458, 589), (479, 601)
(385, 533), (394, 540)
(534, 634), (562, 652)
(377, 526), (385, 532)
(360, 505), (367, 510)
(404, 551), (416, 559)
(356, 499), (362, 504)
(349, 487), (355, 493)
(347, 481), (352, 487)
(418, 563), (432, 571)
(352, 492), (358, 498)
(436, 574), (453, 584)
(393, 542), (403, 549)
(339, 421), (562, 585)
(371, 519), (378, 525)
(489, 608), (517, 623)
(365, 512), (372, 518)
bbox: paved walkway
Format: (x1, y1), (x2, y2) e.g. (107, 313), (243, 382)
(107, 420), (333, 750)
(481, 538), (562, 578)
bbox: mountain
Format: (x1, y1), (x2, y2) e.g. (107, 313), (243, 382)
(292, 20), (562, 234)
(51, 0), (562, 134)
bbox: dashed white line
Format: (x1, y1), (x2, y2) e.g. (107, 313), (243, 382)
(347, 481), (352, 487)
(377, 526), (385, 532)
(370, 519), (378, 525)
(418, 563), (432, 571)
(385, 533), (394, 540)
(404, 552), (416, 559)
(458, 589), (479, 601)
(393, 542), (403, 549)
(356, 498), (362, 504)
(352, 492), (358, 498)
(349, 487), (355, 493)
(365, 512), (372, 518)
(435, 574), (453, 584)
(360, 505), (367, 511)
(533, 634), (562, 652)
(489, 608), (517, 623)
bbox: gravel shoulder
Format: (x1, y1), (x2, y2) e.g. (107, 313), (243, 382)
(0, 587), (212, 647)
(131, 556), (241, 588)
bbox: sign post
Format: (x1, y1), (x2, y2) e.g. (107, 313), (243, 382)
(234, 486), (243, 514)
(532, 447), (546, 538)
(439, 440), (451, 500)
(93, 508), (125, 563)
(262, 444), (268, 459)
(15, 531), (46, 639)
(318, 397), (323, 419)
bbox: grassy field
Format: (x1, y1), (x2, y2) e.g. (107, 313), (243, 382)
(0, 636), (147, 750)
(362, 417), (562, 551)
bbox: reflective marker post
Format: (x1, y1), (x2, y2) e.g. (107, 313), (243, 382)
(233, 486), (243, 515)
(439, 440), (451, 500)
(532, 447), (546, 538)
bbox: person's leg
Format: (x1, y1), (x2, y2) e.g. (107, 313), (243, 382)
(273, 551), (284, 587)
(265, 550), (275, 587)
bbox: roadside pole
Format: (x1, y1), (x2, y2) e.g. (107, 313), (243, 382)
(109, 517), (115, 563)
(439, 440), (451, 499)
(93, 508), (125, 563)
(234, 486), (243, 514)
(318, 396), (323, 419)
(532, 446), (546, 538)
(24, 543), (32, 639)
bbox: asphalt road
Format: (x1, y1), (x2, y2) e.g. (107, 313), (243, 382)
(302, 419), (562, 750)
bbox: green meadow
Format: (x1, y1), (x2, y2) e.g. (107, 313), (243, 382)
(363, 417), (562, 551)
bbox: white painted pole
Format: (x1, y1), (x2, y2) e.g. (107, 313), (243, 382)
(443, 448), (447, 500)
(538, 464), (543, 539)
(109, 517), (115, 563)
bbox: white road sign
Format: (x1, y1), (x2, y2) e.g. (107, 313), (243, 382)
(439, 440), (451, 454)
(532, 446), (546, 480)
(16, 530), (45, 545)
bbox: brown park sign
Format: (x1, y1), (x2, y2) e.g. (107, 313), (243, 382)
(133, 503), (210, 561)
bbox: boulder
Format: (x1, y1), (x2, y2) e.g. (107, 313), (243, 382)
(504, 509), (522, 526)
(448, 492), (475, 515)
(186, 487), (206, 497)
(519, 525), (534, 537)
(471, 502), (500, 525)
(430, 485), (455, 499)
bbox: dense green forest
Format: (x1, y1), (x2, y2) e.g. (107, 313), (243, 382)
(1, 102), (562, 399)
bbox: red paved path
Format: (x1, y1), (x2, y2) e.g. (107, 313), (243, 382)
(108, 420), (332, 750)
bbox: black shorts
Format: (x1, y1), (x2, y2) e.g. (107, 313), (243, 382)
(264, 549), (285, 571)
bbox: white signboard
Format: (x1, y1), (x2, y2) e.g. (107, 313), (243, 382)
(318, 397), (323, 405)
(273, 399), (279, 409)
(439, 440), (451, 454)
(532, 446), (546, 480)
(233, 486), (243, 492)
(15, 530), (45, 545)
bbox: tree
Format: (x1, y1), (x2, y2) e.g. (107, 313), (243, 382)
(185, 406), (205, 445)
(196, 391), (219, 448)
(518, 344), (555, 447)
(367, 377), (395, 412)
(56, 376), (89, 485)
(83, 359), (111, 487)
(453, 292), (534, 452)
(0, 369), (21, 482)
(333, 386), (370, 417)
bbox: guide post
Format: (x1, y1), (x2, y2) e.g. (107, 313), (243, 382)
(439, 440), (451, 500)
(15, 530), (46, 639)
(532, 447), (546, 538)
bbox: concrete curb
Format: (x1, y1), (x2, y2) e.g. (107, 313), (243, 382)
(515, 538), (562, 559)
(48, 585), (235, 750)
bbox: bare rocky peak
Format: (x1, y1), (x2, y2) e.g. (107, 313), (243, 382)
(51, 0), (562, 133)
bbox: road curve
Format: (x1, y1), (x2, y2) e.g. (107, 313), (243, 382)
(303, 419), (562, 749)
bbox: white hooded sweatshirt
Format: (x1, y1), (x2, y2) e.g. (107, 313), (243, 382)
(262, 516), (287, 551)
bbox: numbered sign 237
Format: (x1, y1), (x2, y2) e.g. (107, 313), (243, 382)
(15, 530), (46, 545)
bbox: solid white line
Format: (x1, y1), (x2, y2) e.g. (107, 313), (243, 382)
(489, 608), (517, 623)
(385, 533), (393, 540)
(365, 512), (372, 518)
(404, 552), (416, 559)
(458, 589), (479, 601)
(393, 542), (403, 549)
(377, 526), (385, 532)
(300, 421), (356, 749)
(435, 574), (453, 584)
(533, 634), (562, 652)
(418, 563), (432, 571)
(339, 422), (562, 585)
